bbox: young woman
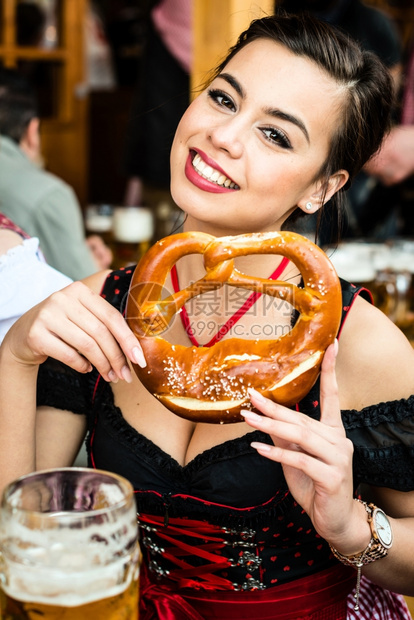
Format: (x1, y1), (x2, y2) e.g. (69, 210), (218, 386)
(1, 12), (414, 620)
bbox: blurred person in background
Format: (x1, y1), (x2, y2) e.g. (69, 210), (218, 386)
(280, 0), (402, 79)
(0, 70), (112, 281)
(368, 37), (414, 187)
(0, 212), (71, 343)
(279, 0), (404, 241)
(363, 35), (414, 236)
(123, 0), (191, 238)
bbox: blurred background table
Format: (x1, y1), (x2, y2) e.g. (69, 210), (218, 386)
(326, 239), (414, 344)
(85, 204), (154, 270)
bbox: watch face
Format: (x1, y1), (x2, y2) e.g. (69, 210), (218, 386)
(374, 509), (393, 548)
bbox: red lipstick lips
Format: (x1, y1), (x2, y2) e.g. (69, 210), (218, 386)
(185, 150), (239, 193)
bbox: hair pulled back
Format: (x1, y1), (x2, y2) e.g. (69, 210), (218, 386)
(0, 70), (38, 144)
(209, 11), (394, 243)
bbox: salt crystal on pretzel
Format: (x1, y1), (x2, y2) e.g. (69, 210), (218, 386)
(126, 231), (342, 424)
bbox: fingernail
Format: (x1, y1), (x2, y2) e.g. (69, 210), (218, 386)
(108, 370), (118, 383)
(121, 365), (133, 383)
(240, 409), (263, 422)
(247, 387), (266, 402)
(333, 338), (339, 356)
(251, 442), (271, 452)
(132, 346), (147, 368)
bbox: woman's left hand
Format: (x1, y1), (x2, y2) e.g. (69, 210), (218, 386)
(242, 341), (365, 550)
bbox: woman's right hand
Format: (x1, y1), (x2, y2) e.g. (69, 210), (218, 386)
(3, 280), (146, 383)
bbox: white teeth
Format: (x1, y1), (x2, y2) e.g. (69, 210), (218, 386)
(192, 153), (239, 189)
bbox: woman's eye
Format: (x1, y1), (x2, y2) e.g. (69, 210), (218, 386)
(262, 127), (292, 149)
(207, 88), (236, 111)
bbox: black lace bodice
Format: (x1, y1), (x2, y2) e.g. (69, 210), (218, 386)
(37, 267), (414, 590)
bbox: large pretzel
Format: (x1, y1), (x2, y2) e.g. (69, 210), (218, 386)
(126, 231), (342, 423)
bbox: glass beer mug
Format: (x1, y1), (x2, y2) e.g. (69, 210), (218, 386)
(112, 207), (154, 269)
(0, 468), (140, 619)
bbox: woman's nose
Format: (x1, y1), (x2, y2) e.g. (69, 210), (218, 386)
(208, 119), (244, 158)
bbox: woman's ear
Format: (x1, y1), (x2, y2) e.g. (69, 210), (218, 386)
(298, 170), (349, 214)
(20, 117), (41, 163)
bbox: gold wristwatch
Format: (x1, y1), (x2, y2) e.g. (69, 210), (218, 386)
(330, 500), (393, 566)
(329, 500), (393, 611)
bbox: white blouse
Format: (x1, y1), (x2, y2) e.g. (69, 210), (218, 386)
(0, 237), (72, 343)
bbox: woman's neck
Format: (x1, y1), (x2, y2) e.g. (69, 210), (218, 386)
(180, 215), (300, 284)
(182, 213), (288, 241)
(182, 214), (237, 238)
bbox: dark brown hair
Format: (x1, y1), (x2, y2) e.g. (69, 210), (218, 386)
(208, 11), (395, 243)
(0, 70), (38, 144)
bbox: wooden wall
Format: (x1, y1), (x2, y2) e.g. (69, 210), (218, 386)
(192, 0), (274, 92)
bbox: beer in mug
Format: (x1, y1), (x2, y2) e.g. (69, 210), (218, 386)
(0, 468), (140, 619)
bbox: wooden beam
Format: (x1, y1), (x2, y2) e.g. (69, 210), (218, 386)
(192, 1), (274, 93)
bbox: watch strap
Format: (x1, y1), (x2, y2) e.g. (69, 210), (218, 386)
(329, 538), (388, 566)
(328, 499), (391, 612)
(329, 499), (390, 566)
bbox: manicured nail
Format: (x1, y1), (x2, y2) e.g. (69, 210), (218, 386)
(247, 387), (266, 402)
(240, 409), (263, 423)
(251, 442), (271, 452)
(121, 365), (133, 383)
(132, 346), (147, 368)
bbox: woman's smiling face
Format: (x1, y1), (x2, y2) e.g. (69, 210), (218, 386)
(170, 39), (348, 235)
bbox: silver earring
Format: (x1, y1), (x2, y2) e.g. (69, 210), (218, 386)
(305, 202), (313, 211)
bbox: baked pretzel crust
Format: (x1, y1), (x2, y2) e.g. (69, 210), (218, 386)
(126, 231), (342, 423)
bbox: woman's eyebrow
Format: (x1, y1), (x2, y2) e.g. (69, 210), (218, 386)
(218, 72), (244, 97)
(264, 107), (310, 144)
(217, 72), (310, 144)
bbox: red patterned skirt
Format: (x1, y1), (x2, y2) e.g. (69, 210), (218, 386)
(139, 561), (355, 620)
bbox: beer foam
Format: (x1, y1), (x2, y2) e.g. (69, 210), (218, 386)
(2, 549), (140, 606)
(2, 511), (138, 568)
(95, 482), (127, 506)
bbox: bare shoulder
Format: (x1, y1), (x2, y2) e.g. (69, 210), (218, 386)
(80, 269), (113, 294)
(336, 294), (414, 410)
